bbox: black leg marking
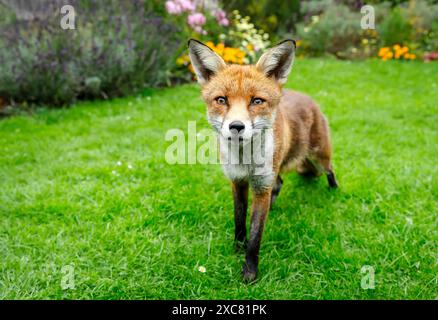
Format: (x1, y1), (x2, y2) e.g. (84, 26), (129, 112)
(270, 175), (283, 210)
(233, 182), (248, 252)
(242, 192), (270, 283)
(327, 170), (338, 188)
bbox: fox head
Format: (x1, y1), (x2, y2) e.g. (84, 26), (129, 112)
(188, 39), (295, 144)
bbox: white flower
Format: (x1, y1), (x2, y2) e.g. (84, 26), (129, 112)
(127, 164), (133, 170)
(198, 266), (206, 273)
(117, 161), (122, 166)
(111, 170), (119, 176)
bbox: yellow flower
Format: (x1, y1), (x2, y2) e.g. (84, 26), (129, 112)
(215, 43), (225, 55)
(378, 47), (390, 57)
(176, 54), (190, 66)
(184, 42), (246, 68)
(206, 41), (215, 49)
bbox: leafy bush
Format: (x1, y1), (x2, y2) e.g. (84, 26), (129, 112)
(222, 0), (302, 41)
(0, 0), (179, 108)
(296, 0), (438, 59)
(220, 10), (271, 64)
(378, 7), (412, 46)
(296, 3), (363, 58)
(406, 0), (438, 52)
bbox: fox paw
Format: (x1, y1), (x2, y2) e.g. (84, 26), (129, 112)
(242, 266), (257, 283)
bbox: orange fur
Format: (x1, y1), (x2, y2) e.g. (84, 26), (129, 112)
(202, 65), (334, 185)
(188, 39), (338, 282)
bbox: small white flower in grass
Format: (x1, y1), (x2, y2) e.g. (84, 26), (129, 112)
(198, 266), (206, 273)
(406, 217), (413, 225)
(111, 170), (119, 176)
(127, 164), (133, 170)
(117, 161), (122, 166)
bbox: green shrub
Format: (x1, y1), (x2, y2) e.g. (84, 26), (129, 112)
(406, 0), (438, 51)
(378, 7), (412, 46)
(0, 0), (179, 108)
(296, 3), (363, 58)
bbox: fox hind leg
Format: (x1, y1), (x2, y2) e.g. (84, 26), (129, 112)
(270, 175), (283, 210)
(298, 156), (338, 188)
(297, 158), (323, 177)
(314, 155), (338, 188)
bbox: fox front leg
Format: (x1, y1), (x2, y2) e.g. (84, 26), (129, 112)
(242, 191), (271, 282)
(232, 181), (249, 252)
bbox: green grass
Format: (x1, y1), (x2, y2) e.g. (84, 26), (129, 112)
(0, 59), (437, 299)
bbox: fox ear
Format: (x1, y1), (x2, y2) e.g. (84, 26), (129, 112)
(256, 40), (296, 84)
(188, 39), (226, 84)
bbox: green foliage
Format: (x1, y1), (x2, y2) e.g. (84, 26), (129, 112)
(220, 10), (271, 64)
(0, 59), (437, 299)
(378, 7), (412, 46)
(0, 1), (179, 108)
(406, 0), (438, 51)
(295, 0), (438, 58)
(296, 3), (363, 58)
(223, 0), (302, 41)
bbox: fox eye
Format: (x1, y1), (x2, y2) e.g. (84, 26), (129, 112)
(215, 96), (227, 105)
(251, 97), (265, 105)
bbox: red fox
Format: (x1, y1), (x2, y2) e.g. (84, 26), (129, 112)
(188, 39), (338, 282)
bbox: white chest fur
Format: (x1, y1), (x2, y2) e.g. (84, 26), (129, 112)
(219, 131), (275, 189)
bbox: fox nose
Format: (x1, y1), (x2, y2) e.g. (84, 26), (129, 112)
(229, 121), (245, 133)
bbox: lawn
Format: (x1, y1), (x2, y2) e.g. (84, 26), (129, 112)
(0, 59), (437, 299)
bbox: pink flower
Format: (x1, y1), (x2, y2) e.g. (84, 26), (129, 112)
(166, 0), (195, 15)
(215, 9), (226, 20)
(178, 0), (195, 12)
(165, 1), (182, 15)
(188, 12), (206, 28)
(219, 18), (229, 26)
(215, 9), (229, 26)
(193, 26), (207, 35)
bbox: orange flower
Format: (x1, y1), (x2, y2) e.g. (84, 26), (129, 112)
(378, 47), (390, 57)
(206, 41), (215, 49)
